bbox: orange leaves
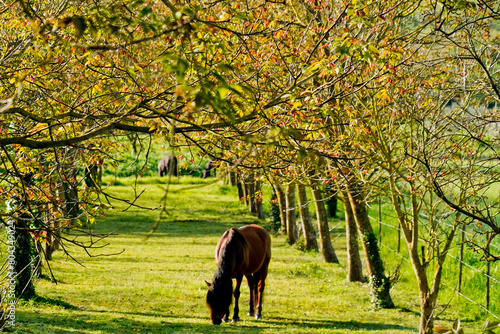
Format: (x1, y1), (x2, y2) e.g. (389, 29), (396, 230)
(28, 123), (47, 134)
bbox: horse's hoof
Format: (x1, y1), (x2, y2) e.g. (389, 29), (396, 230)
(255, 314), (262, 320)
(247, 312), (254, 317)
(231, 317), (240, 323)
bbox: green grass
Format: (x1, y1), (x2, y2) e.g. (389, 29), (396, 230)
(3, 176), (495, 333)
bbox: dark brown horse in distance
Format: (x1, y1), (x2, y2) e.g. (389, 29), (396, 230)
(202, 160), (216, 178)
(206, 224), (271, 325)
(158, 155), (177, 177)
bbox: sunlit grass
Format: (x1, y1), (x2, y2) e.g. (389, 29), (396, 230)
(7, 175), (491, 333)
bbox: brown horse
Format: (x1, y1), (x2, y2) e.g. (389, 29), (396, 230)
(206, 224), (271, 325)
(158, 155), (177, 177)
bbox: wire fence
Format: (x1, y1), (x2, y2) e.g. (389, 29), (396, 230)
(367, 208), (500, 320)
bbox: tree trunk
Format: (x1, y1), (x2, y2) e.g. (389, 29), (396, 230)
(129, 134), (138, 157)
(84, 164), (99, 188)
(326, 186), (338, 217)
(229, 171), (237, 186)
(15, 216), (36, 300)
(297, 183), (318, 251)
(97, 159), (103, 185)
(7, 195), (36, 300)
(342, 190), (365, 282)
(61, 169), (80, 222)
(346, 180), (394, 308)
(310, 184), (339, 263)
(44, 204), (60, 261)
(387, 175), (452, 334)
(269, 187), (281, 234)
(241, 178), (249, 207)
(272, 182), (287, 235)
(255, 181), (265, 220)
(285, 182), (298, 245)
(236, 174), (245, 202)
(246, 175), (257, 214)
(419, 292), (436, 334)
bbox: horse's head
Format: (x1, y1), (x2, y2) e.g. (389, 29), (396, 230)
(206, 279), (232, 325)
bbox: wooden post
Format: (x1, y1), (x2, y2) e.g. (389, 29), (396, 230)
(397, 227), (401, 253)
(458, 228), (465, 293)
(378, 195), (382, 245)
(486, 236), (491, 310)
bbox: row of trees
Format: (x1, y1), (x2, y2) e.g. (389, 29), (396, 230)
(2, 0), (500, 333)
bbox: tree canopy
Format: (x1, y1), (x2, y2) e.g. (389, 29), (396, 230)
(3, 0), (500, 333)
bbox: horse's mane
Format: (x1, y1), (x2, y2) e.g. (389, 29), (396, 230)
(214, 228), (247, 281)
(224, 228), (247, 252)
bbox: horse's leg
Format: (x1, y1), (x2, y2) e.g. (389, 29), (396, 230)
(232, 274), (243, 322)
(255, 266), (269, 319)
(246, 274), (256, 316)
(221, 306), (230, 323)
(253, 276), (259, 316)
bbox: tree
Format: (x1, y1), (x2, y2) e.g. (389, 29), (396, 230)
(285, 181), (298, 245)
(0, 0), (261, 301)
(341, 189), (364, 283)
(5, 1), (500, 332)
(328, 1), (500, 329)
(271, 180), (287, 235)
(297, 183), (318, 251)
(310, 177), (339, 264)
(345, 178), (394, 308)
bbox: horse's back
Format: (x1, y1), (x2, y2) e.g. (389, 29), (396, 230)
(238, 225), (271, 275)
(215, 227), (245, 265)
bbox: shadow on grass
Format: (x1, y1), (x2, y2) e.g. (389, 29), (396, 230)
(19, 295), (79, 310)
(264, 316), (416, 332)
(18, 310), (263, 334)
(88, 211), (263, 238)
(19, 307), (416, 334)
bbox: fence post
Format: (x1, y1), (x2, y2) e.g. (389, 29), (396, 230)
(486, 236), (491, 310)
(397, 227), (401, 253)
(486, 260), (491, 310)
(458, 227), (465, 292)
(378, 195), (382, 245)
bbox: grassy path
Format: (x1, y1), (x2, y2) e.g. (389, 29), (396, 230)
(15, 177), (423, 333)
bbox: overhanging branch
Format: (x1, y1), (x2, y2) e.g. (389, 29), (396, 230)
(0, 112), (258, 149)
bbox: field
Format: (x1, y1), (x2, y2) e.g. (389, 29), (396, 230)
(6, 176), (497, 333)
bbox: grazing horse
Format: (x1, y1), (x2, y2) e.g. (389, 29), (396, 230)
(158, 155), (177, 177)
(206, 224), (271, 325)
(202, 160), (216, 178)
